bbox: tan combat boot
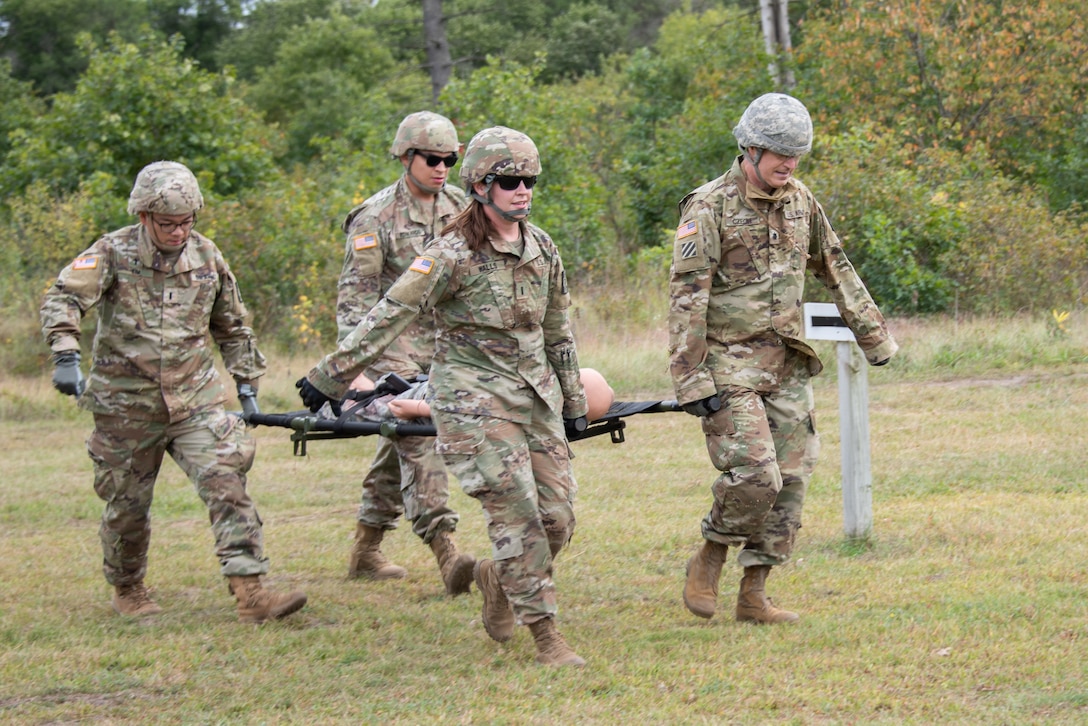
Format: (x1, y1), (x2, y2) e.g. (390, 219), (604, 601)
(735, 565), (799, 624)
(227, 575), (307, 624)
(682, 540), (728, 618)
(473, 559), (514, 642)
(348, 523), (407, 580)
(528, 617), (585, 667)
(112, 582), (163, 616)
(429, 531), (475, 596)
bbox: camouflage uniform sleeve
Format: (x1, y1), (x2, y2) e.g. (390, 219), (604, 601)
(336, 210), (387, 344)
(309, 251), (451, 399)
(807, 198), (899, 364)
(668, 200), (720, 404)
(210, 255), (268, 385)
(540, 242), (587, 420)
(39, 237), (115, 355)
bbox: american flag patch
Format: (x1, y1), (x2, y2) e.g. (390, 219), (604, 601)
(72, 256), (99, 270)
(680, 240), (698, 260)
(353, 232), (378, 251)
(676, 220), (698, 239)
(409, 256), (435, 274)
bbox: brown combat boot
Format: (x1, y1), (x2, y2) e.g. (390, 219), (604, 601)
(682, 540), (728, 618)
(227, 575), (307, 624)
(112, 582), (163, 616)
(473, 559), (514, 642)
(348, 523), (407, 580)
(528, 617), (586, 667)
(735, 565), (799, 624)
(429, 531), (475, 596)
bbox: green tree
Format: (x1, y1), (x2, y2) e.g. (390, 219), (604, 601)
(623, 6), (768, 247)
(0, 59), (43, 163)
(215, 0), (341, 81)
(1, 31), (281, 203)
(244, 9), (415, 164)
(443, 56), (628, 271)
(147, 0), (244, 72)
(0, 0), (149, 95)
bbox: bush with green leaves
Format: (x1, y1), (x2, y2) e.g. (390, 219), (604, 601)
(0, 31), (281, 204)
(621, 7), (770, 248)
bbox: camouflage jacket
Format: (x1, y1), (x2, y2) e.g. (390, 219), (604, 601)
(40, 224), (266, 422)
(309, 222), (588, 424)
(668, 157), (897, 403)
(336, 176), (467, 379)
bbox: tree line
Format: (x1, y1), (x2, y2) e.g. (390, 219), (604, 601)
(1, 0), (1085, 373)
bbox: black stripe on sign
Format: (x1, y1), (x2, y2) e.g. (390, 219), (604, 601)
(811, 315), (848, 328)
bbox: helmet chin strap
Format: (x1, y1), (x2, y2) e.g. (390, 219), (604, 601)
(404, 151), (444, 195)
(742, 147), (772, 189)
(471, 184), (531, 222)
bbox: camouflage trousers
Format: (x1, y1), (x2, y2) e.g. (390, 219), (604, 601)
(86, 409), (267, 586)
(357, 433), (459, 543)
(699, 362), (820, 567)
(433, 397), (576, 625)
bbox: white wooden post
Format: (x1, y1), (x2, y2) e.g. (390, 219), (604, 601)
(836, 340), (872, 539)
(804, 303), (873, 539)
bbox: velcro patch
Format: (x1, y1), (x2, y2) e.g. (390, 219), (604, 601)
(676, 220), (698, 239)
(680, 240), (698, 260)
(353, 232), (378, 251)
(72, 256), (99, 270)
(409, 256), (436, 274)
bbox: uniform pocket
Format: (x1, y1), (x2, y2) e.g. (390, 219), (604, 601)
(436, 426), (504, 499)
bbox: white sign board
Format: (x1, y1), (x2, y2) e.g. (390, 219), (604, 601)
(804, 302), (856, 342)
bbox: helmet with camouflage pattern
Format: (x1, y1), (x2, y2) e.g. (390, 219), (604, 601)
(459, 126), (541, 187)
(126, 161), (204, 216)
(733, 93), (813, 157)
(389, 111), (459, 158)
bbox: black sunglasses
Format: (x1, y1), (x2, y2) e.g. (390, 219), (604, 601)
(492, 175), (538, 191)
(417, 152), (458, 168)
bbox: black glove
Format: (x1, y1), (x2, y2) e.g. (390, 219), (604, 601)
(238, 383), (260, 425)
(563, 416), (588, 438)
(296, 377), (341, 416)
(52, 351), (85, 396)
(681, 394), (721, 418)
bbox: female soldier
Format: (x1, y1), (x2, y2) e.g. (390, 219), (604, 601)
(297, 127), (588, 667)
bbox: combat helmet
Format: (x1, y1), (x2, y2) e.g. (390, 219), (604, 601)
(733, 93), (813, 157)
(390, 111), (459, 158)
(459, 126), (541, 188)
(460, 127), (541, 222)
(126, 161), (204, 216)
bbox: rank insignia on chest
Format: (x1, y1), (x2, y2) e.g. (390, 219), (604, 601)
(353, 232), (378, 250)
(72, 256), (99, 270)
(676, 220), (698, 239)
(409, 256), (435, 274)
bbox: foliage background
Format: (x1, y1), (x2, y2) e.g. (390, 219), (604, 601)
(1, 0), (1086, 374)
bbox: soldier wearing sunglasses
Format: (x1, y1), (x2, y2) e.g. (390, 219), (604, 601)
(298, 127), (589, 667)
(333, 111), (476, 598)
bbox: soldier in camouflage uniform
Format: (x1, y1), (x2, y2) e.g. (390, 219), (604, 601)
(298, 127), (589, 667)
(336, 111), (475, 596)
(669, 94), (898, 624)
(40, 161), (307, 624)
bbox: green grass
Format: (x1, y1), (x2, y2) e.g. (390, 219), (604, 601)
(2, 308), (1087, 724)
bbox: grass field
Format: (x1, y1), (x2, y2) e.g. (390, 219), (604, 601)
(1, 310), (1086, 724)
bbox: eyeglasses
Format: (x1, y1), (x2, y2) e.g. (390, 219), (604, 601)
(490, 175), (538, 191)
(417, 152), (458, 168)
(151, 214), (196, 234)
